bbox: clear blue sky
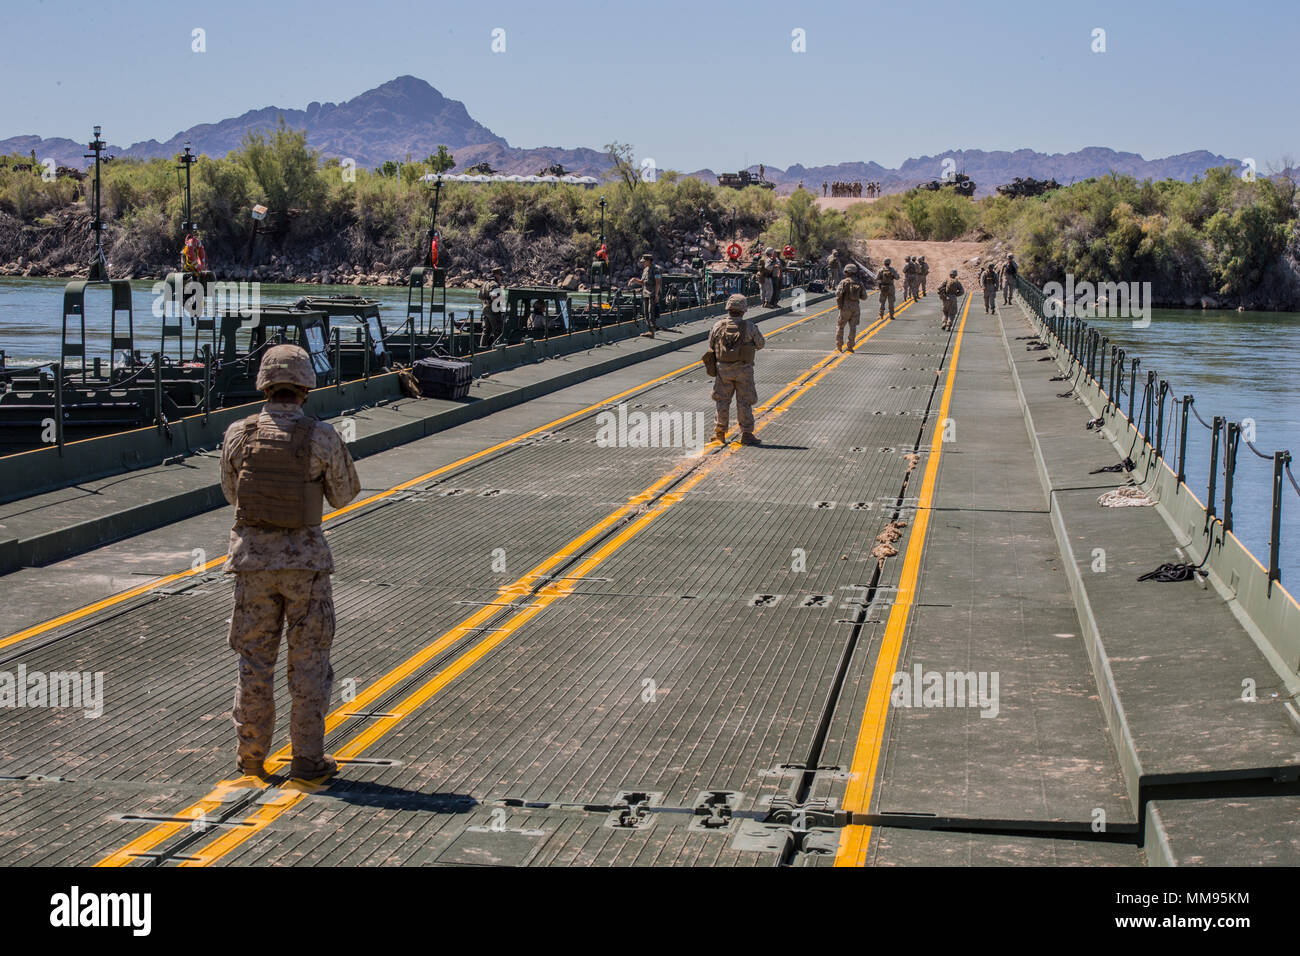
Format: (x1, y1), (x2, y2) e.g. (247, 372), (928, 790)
(5, 0), (1296, 171)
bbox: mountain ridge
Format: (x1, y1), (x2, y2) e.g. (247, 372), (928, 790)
(0, 76), (1241, 192)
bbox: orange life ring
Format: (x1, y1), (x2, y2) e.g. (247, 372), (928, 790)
(782, 245), (795, 259)
(430, 235), (440, 266)
(182, 234), (207, 273)
(726, 242), (742, 261)
(596, 243), (609, 261)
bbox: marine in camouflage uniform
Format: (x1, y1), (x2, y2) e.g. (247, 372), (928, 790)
(221, 345), (361, 780)
(876, 258), (900, 319)
(1000, 253), (1018, 305)
(769, 254), (784, 307)
(918, 255), (929, 296)
(827, 250), (842, 288)
(633, 253), (661, 337)
(899, 256), (920, 300)
(938, 270), (965, 331)
(756, 249), (776, 307)
(709, 293), (766, 445)
(477, 267), (506, 346)
(980, 264), (1000, 314)
(835, 263), (867, 352)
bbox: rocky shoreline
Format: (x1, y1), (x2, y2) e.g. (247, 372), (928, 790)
(3, 209), (1298, 312)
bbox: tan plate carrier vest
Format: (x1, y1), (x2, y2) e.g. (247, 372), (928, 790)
(233, 416), (324, 529)
(714, 320), (756, 364)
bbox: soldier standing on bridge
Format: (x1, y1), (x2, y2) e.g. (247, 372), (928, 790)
(1000, 253), (1018, 305)
(980, 262), (1000, 314)
(827, 249), (842, 288)
(835, 263), (866, 353)
(918, 255), (929, 296)
(938, 270), (965, 331)
(877, 257), (900, 319)
(770, 250), (784, 307)
(630, 253), (661, 337)
(477, 267), (506, 346)
(220, 345), (361, 780)
(709, 293), (766, 446)
(756, 249), (773, 306)
(902, 256), (918, 300)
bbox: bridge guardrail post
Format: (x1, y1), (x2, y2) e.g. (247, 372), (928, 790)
(1155, 380), (1168, 460)
(1224, 421), (1240, 533)
(1129, 359), (1139, 423)
(153, 352), (164, 433)
(1143, 371), (1155, 447)
(332, 328), (341, 388)
(1099, 337), (1109, 397)
(54, 361), (64, 456)
(202, 345), (212, 424)
(1177, 395), (1191, 484)
(1269, 451), (1289, 591)
(1207, 416), (1223, 524)
(1108, 345), (1118, 407)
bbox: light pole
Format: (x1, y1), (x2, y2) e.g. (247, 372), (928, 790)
(85, 126), (108, 280)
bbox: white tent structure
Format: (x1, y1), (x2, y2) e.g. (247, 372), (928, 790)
(420, 173), (600, 188)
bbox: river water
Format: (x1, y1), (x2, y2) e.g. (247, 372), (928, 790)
(2, 278), (1297, 575)
(1074, 308), (1299, 578)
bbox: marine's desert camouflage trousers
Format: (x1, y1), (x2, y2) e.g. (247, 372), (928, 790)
(941, 295), (960, 326)
(879, 287), (896, 317)
(227, 570), (336, 766)
(713, 361), (758, 432)
(983, 285), (998, 312)
(480, 309), (504, 346)
(836, 308), (860, 349)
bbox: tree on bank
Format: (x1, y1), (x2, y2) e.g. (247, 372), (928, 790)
(425, 145), (455, 175)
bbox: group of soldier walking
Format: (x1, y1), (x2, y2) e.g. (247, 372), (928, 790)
(823, 181), (881, 199)
(219, 241), (1019, 784)
(978, 253), (1019, 315)
(832, 249), (1005, 340)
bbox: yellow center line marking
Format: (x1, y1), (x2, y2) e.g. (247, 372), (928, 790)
(99, 300), (908, 867)
(834, 293), (970, 868)
(166, 312), (894, 866)
(5, 304), (838, 655)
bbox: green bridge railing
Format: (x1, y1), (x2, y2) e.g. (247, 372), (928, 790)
(1015, 275), (1297, 589)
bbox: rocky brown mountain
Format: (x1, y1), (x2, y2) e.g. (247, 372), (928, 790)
(2, 76), (1242, 190)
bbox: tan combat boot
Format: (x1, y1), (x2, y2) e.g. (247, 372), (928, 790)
(713, 426), (727, 444)
(290, 754), (339, 779)
(236, 757), (266, 778)
(740, 432), (762, 446)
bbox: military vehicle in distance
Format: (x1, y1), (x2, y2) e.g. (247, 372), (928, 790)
(717, 170), (776, 191)
(997, 176), (1062, 199)
(918, 172), (977, 197)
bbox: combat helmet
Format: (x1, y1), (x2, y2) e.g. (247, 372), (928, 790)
(725, 293), (748, 315)
(949, 270), (958, 277)
(883, 258), (892, 265)
(256, 344), (316, 392)
(844, 263), (859, 275)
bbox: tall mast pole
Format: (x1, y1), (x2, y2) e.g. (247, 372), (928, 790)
(86, 126), (108, 280)
(178, 142), (197, 234)
(426, 175), (443, 268)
